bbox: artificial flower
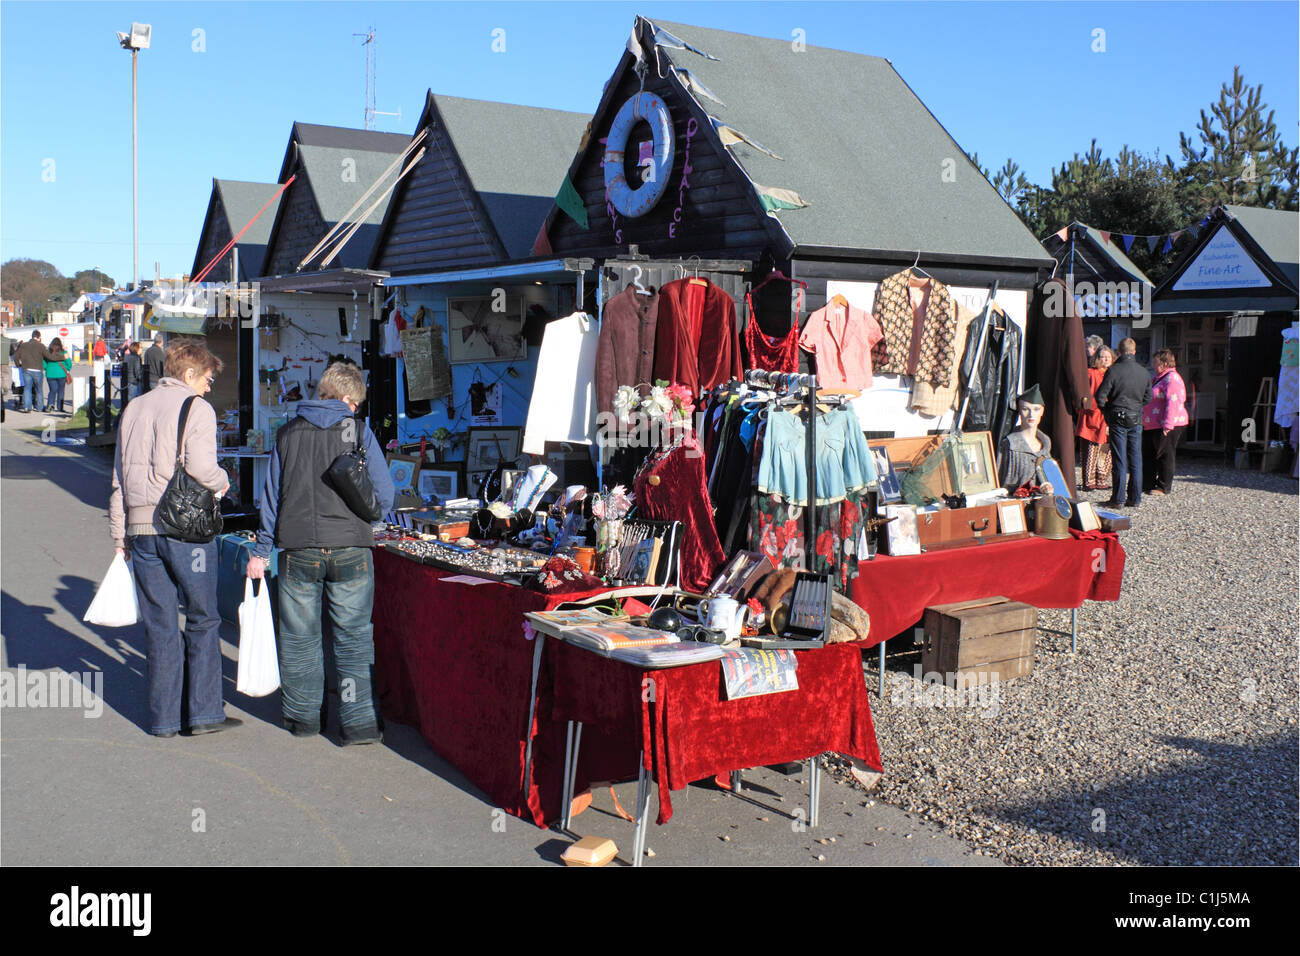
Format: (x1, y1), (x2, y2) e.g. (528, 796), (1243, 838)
(488, 501), (514, 519)
(613, 384), (640, 423)
(643, 385), (674, 420)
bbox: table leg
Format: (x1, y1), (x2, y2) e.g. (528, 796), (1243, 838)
(632, 750), (650, 867)
(730, 770), (743, 794)
(560, 720), (575, 830)
(1071, 607), (1078, 654)
(878, 638), (886, 698)
(521, 632), (546, 802)
(808, 756), (820, 829)
(570, 721), (583, 821)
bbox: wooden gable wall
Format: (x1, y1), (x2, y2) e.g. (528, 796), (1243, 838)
(263, 172), (327, 277)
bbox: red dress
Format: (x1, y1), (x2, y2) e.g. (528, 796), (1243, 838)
(633, 437), (726, 592)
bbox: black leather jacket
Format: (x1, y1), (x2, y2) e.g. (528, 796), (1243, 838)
(1094, 354), (1152, 427)
(960, 311), (1021, 445)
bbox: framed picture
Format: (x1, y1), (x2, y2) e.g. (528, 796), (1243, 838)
(1072, 500), (1102, 533)
(417, 467), (460, 504)
(883, 504), (920, 556)
(996, 500), (1026, 535)
(1186, 343), (1203, 364)
(387, 455), (420, 494)
(1211, 345), (1227, 373)
(957, 432), (997, 495)
(466, 426), (522, 474)
(1165, 321), (1181, 347)
(869, 444), (903, 503)
(447, 296), (526, 364)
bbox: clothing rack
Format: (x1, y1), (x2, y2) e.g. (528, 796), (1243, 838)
(745, 369), (821, 562)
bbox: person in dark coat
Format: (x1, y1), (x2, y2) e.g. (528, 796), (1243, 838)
(120, 341), (143, 410)
(1094, 338), (1153, 508)
(143, 335), (165, 392)
(1027, 278), (1091, 499)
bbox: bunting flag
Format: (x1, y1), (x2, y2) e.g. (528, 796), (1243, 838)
(626, 26), (644, 65)
(1055, 226), (1069, 242)
(1121, 234), (1135, 252)
(710, 116), (783, 160)
(1161, 236), (1174, 254)
(1171, 230), (1184, 244)
(651, 26), (720, 60)
(1147, 236), (1159, 253)
(1100, 230), (1112, 245)
(672, 66), (726, 107)
(554, 175), (589, 230)
(754, 183), (809, 212)
(1186, 223), (1200, 240)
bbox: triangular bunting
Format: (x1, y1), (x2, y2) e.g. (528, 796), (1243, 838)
(1122, 234), (1135, 252)
(555, 175), (589, 230)
(1171, 230), (1184, 244)
(754, 184), (809, 212)
(1055, 226), (1068, 242)
(709, 116), (782, 160)
(1100, 230), (1111, 245)
(1161, 236), (1173, 254)
(672, 67), (726, 107)
(651, 26), (720, 60)
(1147, 236), (1159, 253)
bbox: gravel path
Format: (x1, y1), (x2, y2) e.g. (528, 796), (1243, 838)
(825, 456), (1299, 865)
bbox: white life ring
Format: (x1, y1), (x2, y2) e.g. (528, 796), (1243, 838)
(604, 92), (675, 218)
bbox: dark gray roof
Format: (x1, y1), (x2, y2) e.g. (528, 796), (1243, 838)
(429, 94), (589, 259)
(1226, 204), (1298, 286)
(650, 19), (1051, 265)
(288, 122), (410, 157)
(217, 180), (281, 247)
(1043, 222), (1152, 286)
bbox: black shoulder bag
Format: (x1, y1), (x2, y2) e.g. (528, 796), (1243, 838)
(156, 396), (224, 543)
(325, 415), (384, 522)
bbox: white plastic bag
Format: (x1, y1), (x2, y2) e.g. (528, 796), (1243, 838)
(236, 578), (281, 697)
(83, 553), (140, 627)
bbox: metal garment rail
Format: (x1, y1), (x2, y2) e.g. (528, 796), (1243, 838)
(744, 370), (820, 553)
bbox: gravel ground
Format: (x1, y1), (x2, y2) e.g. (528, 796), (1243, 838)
(824, 455), (1299, 866)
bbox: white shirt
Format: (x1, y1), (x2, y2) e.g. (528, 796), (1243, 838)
(522, 312), (598, 455)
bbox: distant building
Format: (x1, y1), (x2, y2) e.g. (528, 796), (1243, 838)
(1, 300), (21, 327)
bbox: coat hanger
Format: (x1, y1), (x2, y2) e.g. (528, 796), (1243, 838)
(629, 264), (652, 296)
(830, 292), (850, 309)
(748, 268), (808, 325)
(908, 251), (933, 281)
(687, 255), (708, 286)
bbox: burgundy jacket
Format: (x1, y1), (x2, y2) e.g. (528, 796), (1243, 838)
(595, 284), (659, 419)
(652, 278), (743, 395)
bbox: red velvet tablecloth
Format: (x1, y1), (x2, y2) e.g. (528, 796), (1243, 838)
(849, 533), (1126, 646)
(372, 547), (883, 828)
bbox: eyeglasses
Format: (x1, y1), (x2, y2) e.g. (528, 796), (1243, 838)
(204, 376), (214, 386)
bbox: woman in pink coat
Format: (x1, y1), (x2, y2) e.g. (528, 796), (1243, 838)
(1142, 349), (1189, 495)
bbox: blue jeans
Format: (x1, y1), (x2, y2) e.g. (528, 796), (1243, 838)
(130, 535), (225, 734)
(22, 369), (44, 411)
(47, 376), (66, 412)
(1107, 423), (1143, 506)
(277, 547), (379, 738)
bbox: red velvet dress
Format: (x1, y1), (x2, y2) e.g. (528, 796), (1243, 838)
(633, 436), (726, 592)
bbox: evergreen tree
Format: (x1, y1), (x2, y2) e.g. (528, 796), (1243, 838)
(1176, 66), (1298, 212)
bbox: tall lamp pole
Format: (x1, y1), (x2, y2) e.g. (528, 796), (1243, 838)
(117, 23), (151, 291)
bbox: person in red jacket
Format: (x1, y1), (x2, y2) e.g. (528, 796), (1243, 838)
(1077, 347), (1113, 491)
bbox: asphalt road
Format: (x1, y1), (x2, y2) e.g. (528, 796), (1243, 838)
(0, 408), (995, 867)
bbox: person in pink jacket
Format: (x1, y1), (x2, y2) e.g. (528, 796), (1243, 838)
(1142, 348), (1189, 496)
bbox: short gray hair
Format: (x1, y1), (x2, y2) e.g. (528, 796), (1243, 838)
(318, 361), (366, 403)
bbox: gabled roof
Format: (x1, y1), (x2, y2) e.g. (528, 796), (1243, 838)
(261, 123), (411, 275)
(190, 179), (283, 281)
(1154, 204), (1298, 313)
(1042, 222), (1152, 287)
(538, 17), (1051, 266)
(370, 92), (590, 271)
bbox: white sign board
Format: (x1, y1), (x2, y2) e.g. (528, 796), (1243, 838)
(1172, 229), (1272, 291)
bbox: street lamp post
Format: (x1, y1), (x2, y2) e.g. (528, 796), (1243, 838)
(117, 23), (151, 291)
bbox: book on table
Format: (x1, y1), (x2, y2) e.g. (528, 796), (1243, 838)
(562, 622), (680, 655)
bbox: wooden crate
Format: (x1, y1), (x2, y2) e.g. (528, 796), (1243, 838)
(921, 596), (1038, 683)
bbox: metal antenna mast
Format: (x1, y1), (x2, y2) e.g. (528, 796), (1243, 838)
(353, 27), (401, 130)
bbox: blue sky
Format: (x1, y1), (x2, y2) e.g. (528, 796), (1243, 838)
(2, 0), (1296, 285)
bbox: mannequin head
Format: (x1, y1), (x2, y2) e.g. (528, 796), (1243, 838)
(1016, 383), (1046, 431)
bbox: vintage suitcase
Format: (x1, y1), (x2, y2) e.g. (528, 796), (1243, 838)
(916, 504), (1000, 551)
(921, 596), (1038, 683)
(1094, 509), (1131, 532)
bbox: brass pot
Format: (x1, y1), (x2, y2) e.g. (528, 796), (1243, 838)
(1032, 495), (1072, 540)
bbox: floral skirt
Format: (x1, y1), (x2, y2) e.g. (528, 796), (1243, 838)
(749, 489), (866, 592)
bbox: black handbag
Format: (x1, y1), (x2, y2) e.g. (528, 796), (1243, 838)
(156, 397), (224, 543)
(325, 415), (383, 522)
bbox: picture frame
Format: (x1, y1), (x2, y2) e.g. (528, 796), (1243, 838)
(957, 431), (997, 495)
(387, 455), (421, 493)
(466, 426), (522, 474)
(1072, 500), (1102, 533)
(447, 296), (526, 364)
(996, 499), (1027, 536)
(417, 467), (460, 504)
(1211, 345), (1226, 373)
(883, 504), (920, 556)
(869, 444), (903, 503)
